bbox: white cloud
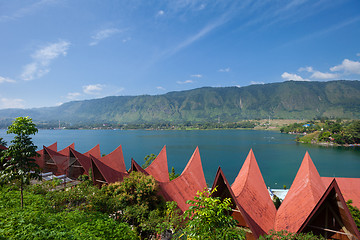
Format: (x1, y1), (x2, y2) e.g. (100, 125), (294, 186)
(177, 80), (193, 84)
(330, 59), (360, 75)
(250, 81), (264, 85)
(0, 98), (25, 109)
(156, 86), (165, 90)
(89, 28), (121, 46)
(66, 92), (81, 100)
(310, 71), (339, 80)
(122, 37), (131, 43)
(219, 67), (230, 72)
(21, 40), (70, 81)
(157, 10), (165, 16)
(191, 74), (202, 78)
(0, 76), (16, 83)
(83, 84), (104, 95)
(298, 66), (338, 79)
(281, 72), (307, 81)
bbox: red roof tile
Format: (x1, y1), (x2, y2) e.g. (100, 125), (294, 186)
(90, 155), (127, 183)
(101, 145), (126, 173)
(84, 144), (101, 159)
(231, 149), (276, 235)
(275, 152), (326, 233)
(68, 148), (91, 174)
(58, 143), (74, 156)
(211, 167), (263, 239)
(145, 146), (169, 182)
(160, 147), (207, 212)
(299, 179), (360, 239)
(47, 142), (57, 151)
(322, 177), (360, 209)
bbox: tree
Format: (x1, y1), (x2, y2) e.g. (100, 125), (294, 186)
(183, 188), (245, 239)
(0, 117), (41, 208)
(169, 166), (180, 180)
(142, 153), (157, 168)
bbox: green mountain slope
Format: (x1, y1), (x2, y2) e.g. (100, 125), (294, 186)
(1, 80), (360, 124)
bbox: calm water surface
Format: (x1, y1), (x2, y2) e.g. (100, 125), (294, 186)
(1, 129), (360, 188)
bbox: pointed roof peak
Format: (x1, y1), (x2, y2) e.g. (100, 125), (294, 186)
(100, 145), (126, 173)
(231, 149), (276, 234)
(145, 145), (169, 182)
(85, 144), (101, 159)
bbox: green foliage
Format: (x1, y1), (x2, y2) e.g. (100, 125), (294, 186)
(183, 188), (245, 240)
(2, 81), (360, 124)
(0, 117), (41, 208)
(0, 185), (138, 240)
(0, 137), (6, 147)
(142, 153), (156, 168)
(346, 200), (360, 231)
(272, 195), (282, 210)
(169, 166), (180, 180)
(103, 172), (166, 239)
(259, 230), (324, 239)
(156, 201), (183, 238)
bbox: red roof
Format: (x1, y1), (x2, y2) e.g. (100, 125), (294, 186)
(43, 146), (68, 174)
(211, 167), (262, 239)
(90, 155), (127, 183)
(101, 145), (126, 173)
(322, 177), (360, 209)
(299, 179), (360, 239)
(0, 145), (7, 150)
(47, 142), (57, 151)
(130, 158), (148, 175)
(275, 152), (326, 233)
(58, 143), (75, 156)
(145, 146), (169, 182)
(160, 147), (207, 212)
(84, 144), (101, 159)
(68, 148), (91, 174)
(231, 149), (276, 235)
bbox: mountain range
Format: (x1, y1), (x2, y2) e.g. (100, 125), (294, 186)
(1, 80), (360, 125)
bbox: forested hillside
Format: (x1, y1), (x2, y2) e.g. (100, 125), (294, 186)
(1, 80), (360, 125)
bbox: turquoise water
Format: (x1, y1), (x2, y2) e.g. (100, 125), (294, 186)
(1, 129), (360, 188)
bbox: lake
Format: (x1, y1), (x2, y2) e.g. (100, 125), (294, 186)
(1, 129), (360, 188)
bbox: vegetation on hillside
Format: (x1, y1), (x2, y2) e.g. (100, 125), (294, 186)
(280, 119), (360, 145)
(1, 80), (360, 125)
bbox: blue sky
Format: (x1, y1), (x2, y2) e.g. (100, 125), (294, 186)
(1, 0), (360, 109)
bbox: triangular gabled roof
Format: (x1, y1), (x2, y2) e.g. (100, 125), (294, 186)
(211, 167), (261, 240)
(322, 177), (360, 209)
(58, 143), (75, 156)
(43, 146), (68, 173)
(231, 149), (276, 236)
(101, 145), (126, 173)
(299, 179), (360, 239)
(0, 145), (7, 150)
(145, 146), (169, 182)
(159, 147), (207, 212)
(129, 158), (148, 175)
(275, 152), (326, 233)
(90, 155), (127, 184)
(68, 148), (91, 175)
(47, 142), (57, 151)
(84, 144), (101, 159)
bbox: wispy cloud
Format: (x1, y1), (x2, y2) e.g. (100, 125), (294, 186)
(66, 92), (81, 100)
(330, 59), (360, 75)
(299, 66), (339, 79)
(177, 80), (193, 84)
(156, 10), (165, 17)
(83, 84), (104, 95)
(191, 74), (202, 78)
(0, 98), (25, 109)
(250, 81), (264, 85)
(219, 67), (230, 72)
(90, 28), (122, 46)
(0, 0), (58, 22)
(357, 53), (360, 57)
(156, 86), (165, 90)
(281, 72), (308, 81)
(21, 40), (70, 81)
(0, 76), (16, 83)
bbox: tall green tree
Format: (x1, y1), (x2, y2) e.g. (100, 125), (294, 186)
(183, 188), (245, 240)
(0, 117), (41, 208)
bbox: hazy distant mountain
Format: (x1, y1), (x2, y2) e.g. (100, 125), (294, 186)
(1, 80), (360, 125)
